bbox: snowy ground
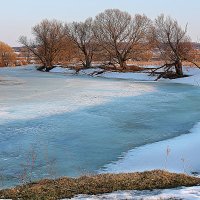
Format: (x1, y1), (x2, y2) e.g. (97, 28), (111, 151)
(49, 66), (200, 86)
(66, 186), (200, 200)
(50, 67), (76, 74)
(101, 121), (200, 174)
(170, 67), (200, 86)
(99, 66), (200, 86)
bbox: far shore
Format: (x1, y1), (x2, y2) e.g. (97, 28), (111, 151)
(48, 64), (200, 87)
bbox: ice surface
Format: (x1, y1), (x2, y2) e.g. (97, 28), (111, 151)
(0, 68), (154, 124)
(0, 66), (200, 188)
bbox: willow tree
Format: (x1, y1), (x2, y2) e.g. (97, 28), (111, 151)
(93, 9), (151, 69)
(19, 19), (67, 71)
(0, 41), (16, 67)
(65, 18), (97, 68)
(152, 14), (198, 79)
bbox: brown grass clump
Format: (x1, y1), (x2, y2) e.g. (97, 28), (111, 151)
(104, 65), (145, 72)
(0, 170), (200, 200)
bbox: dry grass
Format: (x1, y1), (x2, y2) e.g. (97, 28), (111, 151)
(128, 60), (200, 67)
(127, 60), (164, 67)
(103, 65), (145, 72)
(0, 170), (200, 200)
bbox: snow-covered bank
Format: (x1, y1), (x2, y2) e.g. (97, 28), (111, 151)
(169, 66), (200, 86)
(171, 73), (200, 86)
(49, 66), (200, 86)
(50, 67), (76, 74)
(49, 66), (156, 81)
(69, 186), (200, 200)
(97, 66), (200, 86)
(101, 121), (200, 175)
(99, 71), (155, 81)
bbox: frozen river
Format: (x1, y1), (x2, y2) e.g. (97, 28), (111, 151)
(0, 66), (200, 187)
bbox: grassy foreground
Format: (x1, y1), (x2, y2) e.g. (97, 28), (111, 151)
(0, 170), (200, 200)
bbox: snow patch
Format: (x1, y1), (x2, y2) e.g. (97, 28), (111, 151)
(50, 67), (76, 74)
(166, 67), (200, 86)
(68, 186), (200, 200)
(171, 74), (200, 86)
(99, 71), (155, 81)
(50, 66), (200, 87)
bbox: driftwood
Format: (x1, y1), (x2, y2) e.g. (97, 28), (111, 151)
(150, 63), (178, 80)
(36, 66), (56, 72)
(90, 70), (106, 76)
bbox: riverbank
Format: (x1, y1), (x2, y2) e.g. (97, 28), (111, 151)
(0, 170), (200, 200)
(101, 121), (200, 175)
(50, 65), (200, 87)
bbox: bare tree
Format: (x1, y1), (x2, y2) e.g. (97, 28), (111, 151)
(19, 19), (67, 71)
(152, 14), (198, 79)
(93, 9), (151, 69)
(53, 37), (78, 65)
(65, 18), (96, 68)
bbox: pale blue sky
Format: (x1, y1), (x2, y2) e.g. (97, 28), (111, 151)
(0, 0), (200, 46)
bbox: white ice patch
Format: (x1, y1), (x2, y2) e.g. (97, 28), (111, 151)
(98, 71), (155, 81)
(0, 78), (155, 124)
(67, 186), (200, 200)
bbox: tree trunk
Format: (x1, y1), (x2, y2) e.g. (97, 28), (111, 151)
(83, 56), (92, 68)
(45, 59), (53, 72)
(86, 59), (91, 68)
(175, 60), (183, 77)
(118, 58), (127, 70)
